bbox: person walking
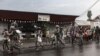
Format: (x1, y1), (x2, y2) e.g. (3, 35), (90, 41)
(95, 26), (100, 43)
(70, 22), (76, 44)
(2, 29), (10, 51)
(54, 25), (65, 46)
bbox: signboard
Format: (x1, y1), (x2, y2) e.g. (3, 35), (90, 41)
(38, 15), (50, 21)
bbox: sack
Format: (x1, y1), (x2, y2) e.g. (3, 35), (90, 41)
(38, 36), (42, 42)
(16, 30), (22, 34)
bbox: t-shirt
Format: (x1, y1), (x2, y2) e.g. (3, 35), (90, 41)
(10, 26), (15, 29)
(3, 31), (9, 38)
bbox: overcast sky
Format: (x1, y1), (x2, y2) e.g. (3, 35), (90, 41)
(0, 0), (99, 20)
(77, 0), (100, 20)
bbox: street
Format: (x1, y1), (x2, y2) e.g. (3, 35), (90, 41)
(0, 0), (100, 56)
(0, 41), (100, 56)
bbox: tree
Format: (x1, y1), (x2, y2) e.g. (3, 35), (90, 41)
(87, 10), (92, 21)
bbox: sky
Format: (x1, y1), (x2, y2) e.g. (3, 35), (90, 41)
(0, 0), (98, 20)
(76, 0), (100, 20)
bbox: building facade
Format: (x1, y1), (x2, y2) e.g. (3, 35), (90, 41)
(0, 10), (78, 33)
(90, 15), (100, 28)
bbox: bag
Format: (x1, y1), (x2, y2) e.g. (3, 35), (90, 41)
(38, 36), (42, 42)
(16, 30), (22, 34)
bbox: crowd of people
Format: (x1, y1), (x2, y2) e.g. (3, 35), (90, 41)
(69, 24), (100, 45)
(1, 21), (100, 52)
(2, 21), (21, 53)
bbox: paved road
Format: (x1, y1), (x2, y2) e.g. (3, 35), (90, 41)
(0, 41), (100, 56)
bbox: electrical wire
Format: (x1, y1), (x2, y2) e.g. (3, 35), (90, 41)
(78, 0), (100, 18)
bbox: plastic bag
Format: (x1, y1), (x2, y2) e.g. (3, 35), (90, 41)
(38, 36), (42, 42)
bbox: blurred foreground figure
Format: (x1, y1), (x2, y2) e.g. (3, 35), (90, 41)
(95, 26), (100, 43)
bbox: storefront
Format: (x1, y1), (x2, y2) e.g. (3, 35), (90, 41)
(0, 10), (78, 33)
